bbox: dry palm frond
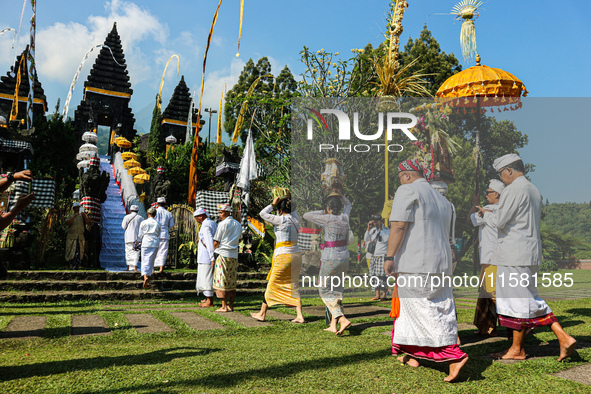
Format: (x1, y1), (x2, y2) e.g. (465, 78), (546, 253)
(371, 56), (432, 97)
(451, 0), (483, 62)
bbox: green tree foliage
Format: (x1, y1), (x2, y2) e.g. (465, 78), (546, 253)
(400, 25), (462, 96)
(147, 95), (164, 161)
(542, 202), (591, 246)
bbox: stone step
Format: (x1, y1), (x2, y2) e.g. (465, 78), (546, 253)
(4, 270), (268, 281)
(0, 279), (268, 292)
(0, 288), (265, 303)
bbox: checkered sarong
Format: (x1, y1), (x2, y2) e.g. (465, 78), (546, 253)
(9, 179), (55, 208)
(369, 255), (386, 278)
(195, 190), (248, 232)
(297, 227), (322, 251)
(81, 196), (101, 223)
(0, 137), (34, 154)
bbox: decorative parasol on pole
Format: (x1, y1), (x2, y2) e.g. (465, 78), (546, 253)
(436, 1), (529, 275)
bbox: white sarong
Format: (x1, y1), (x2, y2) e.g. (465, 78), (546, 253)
(154, 239), (169, 267)
(196, 264), (214, 297)
(125, 242), (139, 268)
(393, 273), (458, 348)
(496, 265), (552, 319)
(141, 247), (158, 276)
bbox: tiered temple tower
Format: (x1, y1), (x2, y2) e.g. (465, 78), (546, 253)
(160, 75), (200, 145)
(74, 22), (136, 142)
(0, 47), (47, 122)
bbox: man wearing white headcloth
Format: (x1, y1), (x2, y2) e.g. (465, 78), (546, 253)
(194, 207), (217, 307)
(384, 159), (468, 382)
(122, 205), (144, 272)
(154, 197), (174, 273)
(476, 154), (576, 361)
(469, 180), (504, 337)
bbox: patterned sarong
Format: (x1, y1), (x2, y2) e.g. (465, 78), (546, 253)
(213, 255), (238, 298)
(265, 252), (302, 307)
(81, 196), (101, 223)
(498, 312), (558, 331)
(473, 264), (497, 335)
(369, 255), (387, 291)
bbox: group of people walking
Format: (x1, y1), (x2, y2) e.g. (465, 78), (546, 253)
(121, 197), (174, 288)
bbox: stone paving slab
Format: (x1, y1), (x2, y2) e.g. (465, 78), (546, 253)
(265, 310), (297, 321)
(170, 312), (226, 331)
(217, 311), (272, 328)
(71, 315), (111, 336)
(1, 316), (46, 339)
(553, 364), (591, 386)
(125, 314), (175, 334)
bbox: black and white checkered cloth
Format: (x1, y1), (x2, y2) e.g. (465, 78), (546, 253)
(9, 179), (55, 208)
(297, 227), (322, 251)
(195, 190), (248, 232)
(0, 137), (34, 154)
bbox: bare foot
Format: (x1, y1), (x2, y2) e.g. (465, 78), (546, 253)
(158, 268), (163, 273)
(227, 306), (233, 312)
(371, 297), (379, 300)
(558, 337), (577, 362)
(457, 335), (461, 345)
(215, 307), (229, 312)
(291, 318), (305, 324)
(444, 356), (469, 382)
(336, 318), (352, 336)
(324, 326), (338, 333)
(199, 301), (213, 308)
(143, 277), (149, 289)
(250, 312), (265, 322)
(397, 355), (419, 367)
(134, 268), (139, 273)
(491, 348), (526, 360)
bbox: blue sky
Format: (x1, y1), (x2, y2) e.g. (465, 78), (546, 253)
(1, 0), (589, 203)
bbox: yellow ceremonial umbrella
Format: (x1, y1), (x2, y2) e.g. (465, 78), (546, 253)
(127, 167), (146, 176)
(134, 173), (150, 184)
(121, 152), (137, 161)
(123, 159), (141, 169)
(116, 138), (132, 149)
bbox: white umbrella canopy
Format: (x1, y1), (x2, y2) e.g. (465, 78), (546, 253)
(76, 151), (98, 161)
(165, 134), (177, 144)
(79, 143), (99, 153)
(77, 160), (90, 169)
(82, 132), (98, 143)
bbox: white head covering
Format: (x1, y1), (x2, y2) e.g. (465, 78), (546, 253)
(130, 205), (139, 212)
(430, 180), (448, 196)
(157, 197), (166, 203)
(493, 154), (522, 172)
(193, 207), (209, 217)
(217, 203), (232, 212)
(488, 179), (506, 195)
(73, 202), (80, 208)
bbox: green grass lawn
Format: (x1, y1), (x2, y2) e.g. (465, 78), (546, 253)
(0, 292), (590, 393)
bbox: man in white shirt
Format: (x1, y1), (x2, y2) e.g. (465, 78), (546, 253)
(364, 214), (390, 300)
(384, 159), (467, 382)
(137, 207), (161, 288)
(194, 207), (217, 307)
(212, 203), (242, 312)
(121, 205), (144, 272)
(477, 154), (576, 361)
(469, 179), (504, 337)
(154, 197), (174, 273)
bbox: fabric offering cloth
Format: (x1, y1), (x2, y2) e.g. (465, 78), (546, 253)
(303, 196), (352, 319)
(259, 204), (302, 307)
(81, 196), (101, 223)
(213, 255), (238, 298)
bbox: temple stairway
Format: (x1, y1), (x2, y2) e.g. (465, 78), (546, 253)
(98, 156), (127, 271)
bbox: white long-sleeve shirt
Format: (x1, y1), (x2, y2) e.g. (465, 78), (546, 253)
(213, 216), (242, 259)
(303, 196), (351, 262)
(155, 206), (174, 240)
(138, 217), (161, 248)
(197, 217), (217, 264)
(122, 213), (143, 244)
(482, 176), (542, 267)
(471, 203), (499, 265)
(389, 178), (452, 274)
(259, 204), (300, 256)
